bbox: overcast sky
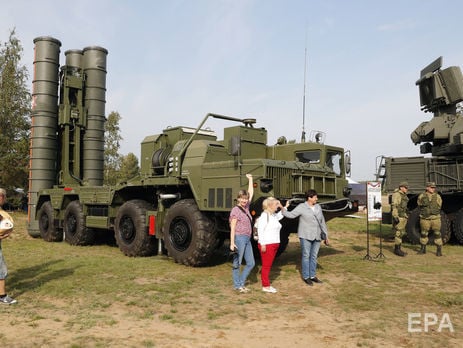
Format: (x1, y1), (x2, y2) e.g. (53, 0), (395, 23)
(2, 0), (463, 180)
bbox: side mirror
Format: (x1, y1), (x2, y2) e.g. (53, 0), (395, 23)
(345, 151), (351, 175)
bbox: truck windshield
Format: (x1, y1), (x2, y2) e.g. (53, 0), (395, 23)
(326, 151), (342, 175)
(296, 150), (320, 164)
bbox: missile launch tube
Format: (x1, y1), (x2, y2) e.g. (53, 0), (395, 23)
(82, 46), (108, 186)
(64, 49), (83, 69)
(28, 36), (61, 237)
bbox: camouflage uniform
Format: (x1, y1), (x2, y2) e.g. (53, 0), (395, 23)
(417, 182), (443, 255)
(391, 182), (409, 256)
(391, 189), (409, 245)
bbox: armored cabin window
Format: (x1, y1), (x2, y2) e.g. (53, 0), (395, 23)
(326, 151), (342, 176)
(296, 150), (320, 164)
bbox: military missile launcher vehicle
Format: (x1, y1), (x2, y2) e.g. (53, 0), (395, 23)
(377, 57), (463, 245)
(28, 36), (357, 266)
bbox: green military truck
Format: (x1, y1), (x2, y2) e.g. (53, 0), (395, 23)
(377, 57), (463, 245)
(28, 37), (357, 266)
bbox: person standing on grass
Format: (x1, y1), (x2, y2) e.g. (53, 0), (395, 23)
(229, 174), (255, 293)
(257, 197), (283, 293)
(0, 188), (17, 305)
(391, 181), (409, 257)
(281, 189), (329, 286)
(417, 182), (443, 256)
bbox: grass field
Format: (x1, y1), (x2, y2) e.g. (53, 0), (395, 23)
(0, 211), (462, 347)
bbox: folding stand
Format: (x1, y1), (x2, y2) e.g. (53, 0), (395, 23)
(363, 215), (372, 260)
(376, 221), (386, 259)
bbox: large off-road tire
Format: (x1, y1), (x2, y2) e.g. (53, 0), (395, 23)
(38, 201), (63, 242)
(405, 209), (420, 244)
(453, 209), (463, 244)
(115, 200), (158, 257)
(64, 200), (95, 246)
(163, 199), (217, 266)
(405, 208), (451, 245)
(276, 225), (291, 257)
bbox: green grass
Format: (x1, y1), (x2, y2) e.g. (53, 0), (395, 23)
(1, 212), (462, 347)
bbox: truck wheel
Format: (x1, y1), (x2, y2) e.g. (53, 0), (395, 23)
(405, 209), (421, 244)
(38, 201), (63, 242)
(406, 209), (451, 245)
(163, 199), (217, 266)
(276, 226), (291, 257)
(64, 201), (95, 246)
(453, 209), (463, 244)
(115, 200), (157, 256)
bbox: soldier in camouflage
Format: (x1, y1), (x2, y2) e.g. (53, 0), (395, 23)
(417, 182), (443, 256)
(391, 181), (409, 256)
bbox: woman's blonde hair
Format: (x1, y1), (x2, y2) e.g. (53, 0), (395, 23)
(236, 190), (249, 199)
(262, 197), (276, 210)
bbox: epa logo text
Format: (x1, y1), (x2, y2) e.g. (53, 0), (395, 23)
(408, 313), (454, 333)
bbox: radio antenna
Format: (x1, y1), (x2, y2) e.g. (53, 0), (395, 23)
(301, 35), (308, 143)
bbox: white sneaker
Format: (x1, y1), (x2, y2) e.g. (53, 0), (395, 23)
(0, 295), (17, 305)
(262, 286), (277, 293)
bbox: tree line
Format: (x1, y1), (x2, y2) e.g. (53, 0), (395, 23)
(0, 29), (139, 208)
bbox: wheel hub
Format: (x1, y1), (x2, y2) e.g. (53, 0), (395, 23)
(120, 216), (135, 243)
(66, 215), (77, 234)
(170, 217), (192, 251)
(40, 214), (49, 230)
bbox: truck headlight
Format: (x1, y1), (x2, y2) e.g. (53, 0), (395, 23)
(343, 186), (351, 197)
(260, 179), (273, 193)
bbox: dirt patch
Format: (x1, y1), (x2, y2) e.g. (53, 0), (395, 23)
(1, 289), (362, 348)
(1, 214), (462, 347)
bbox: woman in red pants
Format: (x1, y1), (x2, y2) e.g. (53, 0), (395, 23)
(257, 197), (283, 293)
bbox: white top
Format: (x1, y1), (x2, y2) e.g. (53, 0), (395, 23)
(256, 211), (284, 246)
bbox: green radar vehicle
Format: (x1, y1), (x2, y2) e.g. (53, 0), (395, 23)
(377, 57), (463, 245)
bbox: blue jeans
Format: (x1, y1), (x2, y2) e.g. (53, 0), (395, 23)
(299, 238), (321, 280)
(232, 235), (255, 289)
(0, 242), (7, 279)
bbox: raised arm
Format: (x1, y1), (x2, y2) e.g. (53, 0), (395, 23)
(281, 202), (302, 219)
(246, 174), (254, 202)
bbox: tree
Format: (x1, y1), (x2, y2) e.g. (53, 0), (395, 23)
(104, 111), (123, 185)
(119, 153), (139, 182)
(0, 29), (31, 190)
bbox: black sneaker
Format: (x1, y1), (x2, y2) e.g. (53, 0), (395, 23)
(310, 277), (323, 284)
(303, 278), (313, 286)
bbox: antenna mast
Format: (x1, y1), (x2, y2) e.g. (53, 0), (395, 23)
(301, 39), (308, 142)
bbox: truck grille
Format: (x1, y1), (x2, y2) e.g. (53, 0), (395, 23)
(266, 167), (336, 198)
